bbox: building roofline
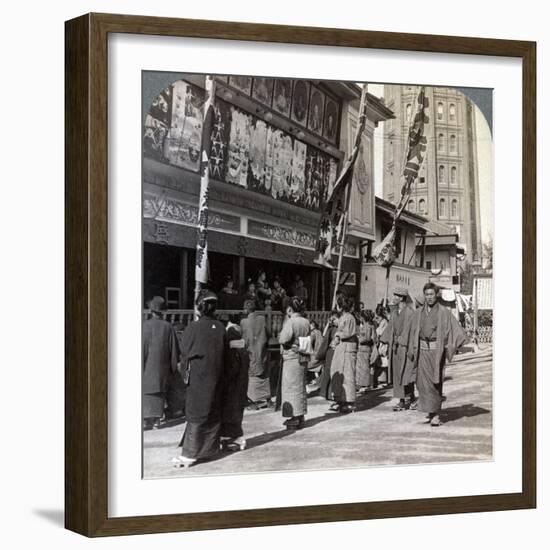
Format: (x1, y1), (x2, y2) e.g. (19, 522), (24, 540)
(375, 196), (429, 226)
(322, 81), (394, 122)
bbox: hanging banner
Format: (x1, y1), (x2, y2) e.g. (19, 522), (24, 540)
(165, 81), (203, 172)
(195, 76), (216, 285)
(226, 107), (251, 187)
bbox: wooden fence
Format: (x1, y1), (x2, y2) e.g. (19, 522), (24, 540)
(143, 309), (332, 341)
(476, 326), (493, 343)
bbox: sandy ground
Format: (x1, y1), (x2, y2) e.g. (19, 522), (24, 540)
(143, 345), (492, 479)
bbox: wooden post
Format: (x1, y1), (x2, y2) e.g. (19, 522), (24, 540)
(383, 266), (391, 308)
(473, 276), (479, 350)
(321, 270), (326, 311)
(331, 209), (349, 310)
(238, 256), (245, 293)
(331, 171), (354, 310)
(179, 249), (188, 308)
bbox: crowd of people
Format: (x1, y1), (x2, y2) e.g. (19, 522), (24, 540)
(142, 281), (466, 469)
(218, 271), (309, 312)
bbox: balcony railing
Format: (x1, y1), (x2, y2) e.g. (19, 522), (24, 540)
(143, 309), (332, 342)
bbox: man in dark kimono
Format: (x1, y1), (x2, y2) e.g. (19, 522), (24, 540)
(241, 300), (271, 409)
(172, 291), (227, 468)
(142, 296), (180, 430)
(380, 288), (416, 411)
(220, 315), (250, 451)
(314, 311), (339, 401)
(407, 283), (466, 426)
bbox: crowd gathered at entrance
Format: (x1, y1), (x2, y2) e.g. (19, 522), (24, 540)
(217, 271), (309, 311)
(142, 279), (466, 469)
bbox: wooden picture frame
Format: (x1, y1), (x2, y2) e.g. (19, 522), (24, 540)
(65, 12), (536, 537)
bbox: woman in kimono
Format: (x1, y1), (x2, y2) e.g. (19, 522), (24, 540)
(407, 283), (466, 427)
(278, 296), (311, 429)
(243, 280), (260, 311)
(256, 270), (272, 309)
(172, 291), (227, 468)
(355, 310), (378, 394)
(270, 276), (289, 312)
(314, 311), (339, 401)
(305, 320), (323, 393)
(374, 304), (390, 388)
(241, 299), (271, 409)
(330, 295), (358, 413)
(218, 275), (241, 310)
(220, 315), (249, 451)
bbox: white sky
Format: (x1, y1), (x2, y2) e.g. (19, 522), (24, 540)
(367, 83), (493, 245)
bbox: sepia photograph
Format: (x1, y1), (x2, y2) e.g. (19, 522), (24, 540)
(142, 72), (494, 479)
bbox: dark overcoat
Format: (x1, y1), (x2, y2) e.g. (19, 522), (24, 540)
(221, 324), (250, 437)
(380, 305), (415, 391)
(179, 315), (227, 424)
(142, 317), (179, 394)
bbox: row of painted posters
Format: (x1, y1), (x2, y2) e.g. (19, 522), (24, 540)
(225, 76), (340, 144)
(211, 100), (338, 211)
(143, 85), (172, 161)
(143, 80), (339, 212)
(164, 81), (204, 172)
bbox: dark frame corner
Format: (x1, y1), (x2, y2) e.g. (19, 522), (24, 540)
(65, 12), (536, 537)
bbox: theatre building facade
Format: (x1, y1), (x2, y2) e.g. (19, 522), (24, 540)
(143, 74), (392, 310)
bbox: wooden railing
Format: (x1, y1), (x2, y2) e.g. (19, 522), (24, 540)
(476, 326), (493, 343)
(143, 309), (332, 341)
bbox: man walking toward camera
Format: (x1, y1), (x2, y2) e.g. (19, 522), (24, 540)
(407, 282), (466, 427)
(380, 287), (416, 411)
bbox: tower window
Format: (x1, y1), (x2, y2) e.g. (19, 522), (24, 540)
(450, 134), (457, 153)
(451, 198), (458, 218)
(438, 165), (445, 182)
(449, 103), (456, 121)
(437, 102), (444, 120)
(438, 133), (445, 152)
(451, 166), (457, 184)
(439, 198), (446, 218)
(418, 198), (427, 214)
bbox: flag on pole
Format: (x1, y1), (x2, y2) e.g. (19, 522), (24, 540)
(195, 76), (216, 285)
(314, 85), (369, 269)
(372, 227), (398, 267)
(373, 87), (429, 268)
(394, 86), (429, 221)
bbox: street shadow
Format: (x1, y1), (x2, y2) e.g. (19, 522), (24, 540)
(245, 390), (392, 451)
(456, 346), (476, 355)
(441, 403), (490, 424)
(158, 416), (187, 429)
(245, 413), (338, 451)
(33, 509), (64, 527)
(354, 389), (393, 412)
(184, 389), (395, 466)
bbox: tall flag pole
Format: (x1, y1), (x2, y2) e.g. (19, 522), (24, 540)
(373, 86), (429, 301)
(194, 76), (216, 314)
(314, 84), (369, 270)
(330, 182), (353, 310)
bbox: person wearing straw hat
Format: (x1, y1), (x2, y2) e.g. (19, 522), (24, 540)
(142, 296), (180, 430)
(380, 287), (417, 411)
(172, 290), (227, 468)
